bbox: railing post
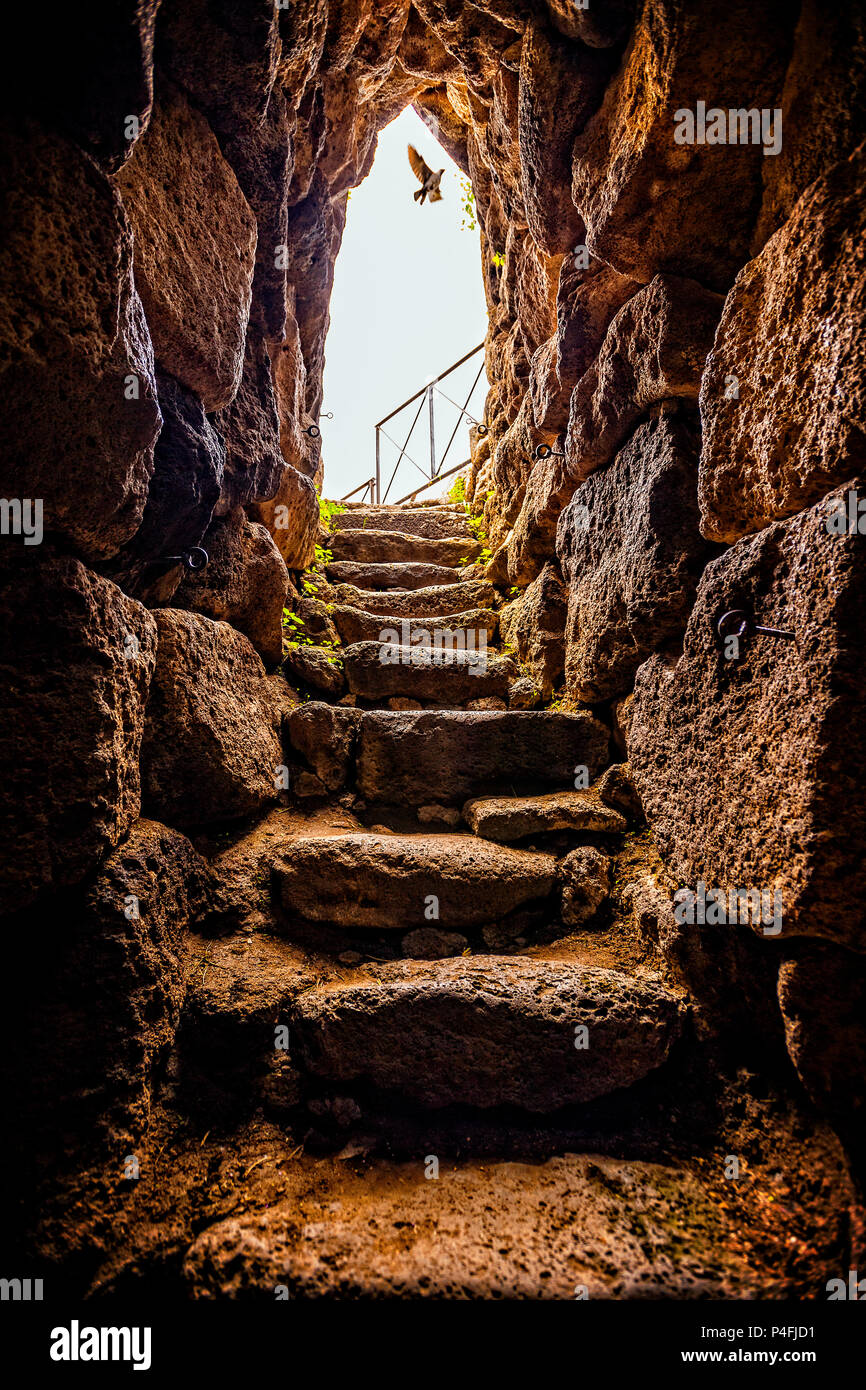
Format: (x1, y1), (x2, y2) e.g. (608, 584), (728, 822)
(375, 427), (381, 505)
(428, 384), (436, 479)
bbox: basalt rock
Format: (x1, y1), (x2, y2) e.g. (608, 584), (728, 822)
(291, 956), (684, 1110)
(275, 832), (557, 930)
(174, 509), (289, 667)
(212, 334), (287, 514)
(699, 144), (866, 542)
(558, 411), (713, 702)
(564, 274), (724, 485)
(141, 609), (283, 829)
(356, 709), (610, 806)
(114, 81), (257, 412)
(285, 703), (362, 792)
(105, 368), (225, 605)
(249, 460), (320, 571)
(500, 563), (567, 698)
(571, 0), (795, 292)
(0, 120), (161, 563)
(0, 555), (157, 915)
(628, 483), (866, 950)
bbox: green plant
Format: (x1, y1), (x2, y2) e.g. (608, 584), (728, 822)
(318, 497), (346, 528)
(447, 475), (466, 505)
(491, 251), (505, 268)
(458, 176), (477, 232)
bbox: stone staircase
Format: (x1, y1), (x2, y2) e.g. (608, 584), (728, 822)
(84, 493), (851, 1302)
(159, 496), (748, 1295)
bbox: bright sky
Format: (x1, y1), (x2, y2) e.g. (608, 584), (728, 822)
(320, 106), (490, 503)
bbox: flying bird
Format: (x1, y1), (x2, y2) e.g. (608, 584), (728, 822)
(408, 144), (444, 205)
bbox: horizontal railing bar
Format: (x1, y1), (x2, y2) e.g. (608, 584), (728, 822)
(374, 343), (484, 429)
(393, 458), (468, 506)
(340, 476), (376, 501)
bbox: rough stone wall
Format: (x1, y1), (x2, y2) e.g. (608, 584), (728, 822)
(1, 0), (864, 1171)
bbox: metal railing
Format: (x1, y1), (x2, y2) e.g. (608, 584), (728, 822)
(340, 343), (488, 506)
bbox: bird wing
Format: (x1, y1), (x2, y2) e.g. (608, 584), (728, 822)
(407, 144), (432, 184)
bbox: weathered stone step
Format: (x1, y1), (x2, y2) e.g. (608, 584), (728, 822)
(332, 604), (498, 648)
(329, 578), (496, 618)
(463, 790), (627, 842)
(356, 709), (610, 805)
(326, 560), (464, 590)
(274, 831), (557, 930)
(331, 506), (473, 540)
(291, 956), (684, 1110)
(329, 528), (480, 567)
(342, 641), (510, 702)
(182, 1148), (756, 1299)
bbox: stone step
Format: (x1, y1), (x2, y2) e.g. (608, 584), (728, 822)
(326, 560), (464, 591)
(463, 790), (627, 842)
(329, 527), (480, 567)
(331, 604), (499, 648)
(331, 506), (473, 540)
(342, 640), (510, 702)
(274, 831), (557, 930)
(290, 956), (685, 1110)
(182, 1148), (755, 1298)
(356, 709), (610, 805)
(329, 578), (496, 618)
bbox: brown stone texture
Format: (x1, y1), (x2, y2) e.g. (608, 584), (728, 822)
(141, 610), (283, 828)
(558, 411), (713, 702)
(283, 643), (346, 697)
(332, 604), (497, 648)
(285, 703), (362, 792)
(499, 563), (567, 698)
(212, 334), (287, 514)
(249, 459), (320, 571)
(699, 145), (866, 542)
(463, 791), (626, 842)
(628, 483), (866, 950)
(0, 555), (156, 914)
(565, 274), (723, 485)
(115, 81), (257, 412)
(777, 943), (866, 1170)
(181, 1149), (762, 1299)
(105, 368), (225, 605)
(276, 832), (557, 930)
(342, 640), (511, 703)
(754, 0), (866, 248)
(356, 709), (610, 806)
(0, 817), (213, 1152)
(529, 255), (640, 435)
(560, 846), (614, 926)
(174, 509), (289, 667)
(329, 528), (481, 567)
(329, 578), (496, 619)
(0, 121), (161, 563)
(292, 956), (684, 1109)
(518, 17), (614, 254)
(570, 0), (795, 292)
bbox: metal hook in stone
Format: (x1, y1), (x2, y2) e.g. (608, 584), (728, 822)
(165, 546), (209, 573)
(320, 411), (334, 420)
(305, 424), (321, 438)
(716, 608), (795, 648)
(534, 443), (565, 461)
